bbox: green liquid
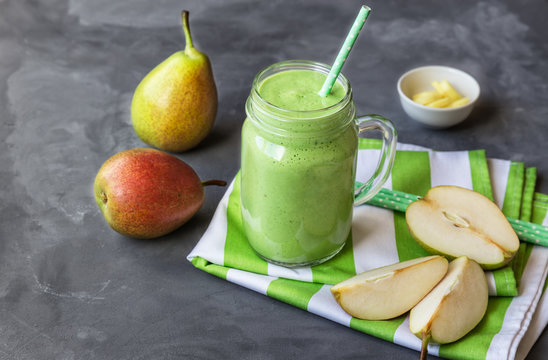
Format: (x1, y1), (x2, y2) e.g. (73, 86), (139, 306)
(241, 69), (357, 266)
(258, 70), (346, 111)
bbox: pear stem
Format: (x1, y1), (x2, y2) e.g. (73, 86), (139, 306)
(420, 332), (429, 360)
(202, 180), (227, 187)
(181, 10), (194, 51)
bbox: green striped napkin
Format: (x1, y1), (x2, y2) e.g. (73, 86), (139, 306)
(188, 140), (548, 360)
(514, 192), (548, 359)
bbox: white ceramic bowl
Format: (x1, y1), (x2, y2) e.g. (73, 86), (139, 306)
(397, 65), (480, 128)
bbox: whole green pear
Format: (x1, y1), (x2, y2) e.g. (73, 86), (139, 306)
(131, 11), (217, 152)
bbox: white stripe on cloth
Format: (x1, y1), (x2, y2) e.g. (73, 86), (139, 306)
(429, 150), (473, 189)
(488, 158), (511, 209)
(397, 143), (430, 151)
(356, 149), (382, 184)
(186, 179), (234, 266)
(486, 246), (548, 360)
(226, 268), (276, 296)
(485, 272), (498, 296)
(516, 275), (548, 359)
(352, 205), (399, 274)
(307, 284), (352, 326)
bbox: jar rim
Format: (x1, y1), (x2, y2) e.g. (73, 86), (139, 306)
(251, 60), (353, 116)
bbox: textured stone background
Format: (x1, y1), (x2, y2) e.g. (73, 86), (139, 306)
(1, 0), (546, 359)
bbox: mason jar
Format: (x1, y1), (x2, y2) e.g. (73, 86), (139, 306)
(241, 60), (397, 267)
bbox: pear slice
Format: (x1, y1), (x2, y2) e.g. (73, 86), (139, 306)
(331, 256), (448, 320)
(409, 256), (488, 358)
(406, 185), (519, 270)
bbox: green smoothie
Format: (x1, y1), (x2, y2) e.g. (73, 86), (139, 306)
(241, 68), (358, 266)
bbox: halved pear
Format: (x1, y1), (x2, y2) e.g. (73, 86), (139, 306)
(409, 256), (488, 355)
(331, 256), (448, 320)
(406, 185), (519, 270)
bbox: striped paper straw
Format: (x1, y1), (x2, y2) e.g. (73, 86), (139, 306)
(358, 185), (548, 248)
(507, 218), (548, 246)
(318, 5), (371, 97)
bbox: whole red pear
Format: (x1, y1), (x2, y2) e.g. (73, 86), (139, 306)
(93, 148), (225, 239)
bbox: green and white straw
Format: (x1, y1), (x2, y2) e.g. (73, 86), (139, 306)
(363, 187), (548, 247)
(318, 5), (371, 97)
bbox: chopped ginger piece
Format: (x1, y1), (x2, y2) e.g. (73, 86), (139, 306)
(431, 81), (444, 95)
(426, 97), (451, 108)
(412, 91), (441, 105)
(439, 80), (462, 101)
(412, 79), (467, 108)
(449, 97), (469, 107)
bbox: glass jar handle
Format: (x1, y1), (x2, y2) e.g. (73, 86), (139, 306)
(353, 114), (397, 206)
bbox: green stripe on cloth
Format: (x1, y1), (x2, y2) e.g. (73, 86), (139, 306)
(490, 160), (525, 296)
(311, 233), (356, 284)
(439, 297), (513, 359)
(224, 173), (268, 275)
(532, 193), (548, 296)
(191, 256), (230, 280)
(349, 316), (406, 343)
(521, 168), (537, 222)
(512, 243), (534, 289)
(469, 150), (494, 200)
(511, 168), (537, 288)
(492, 266), (518, 297)
(266, 278), (323, 310)
(502, 162), (525, 218)
(391, 151), (431, 261)
(532, 193), (548, 225)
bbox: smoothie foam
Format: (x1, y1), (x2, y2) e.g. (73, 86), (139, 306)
(258, 70), (345, 111)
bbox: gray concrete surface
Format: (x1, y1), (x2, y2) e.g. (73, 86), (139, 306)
(1, 0), (547, 358)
